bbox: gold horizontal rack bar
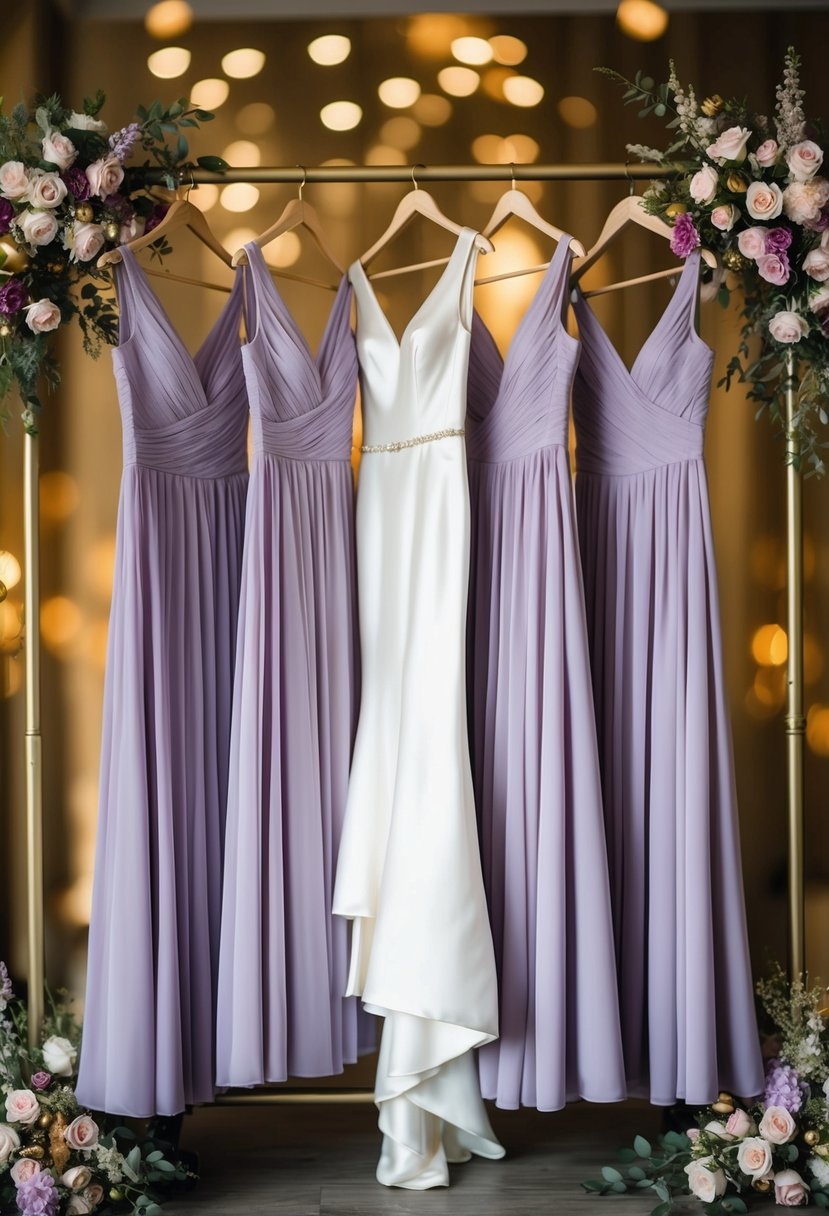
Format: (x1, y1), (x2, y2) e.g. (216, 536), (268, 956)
(143, 161), (674, 186)
(214, 1089), (375, 1105)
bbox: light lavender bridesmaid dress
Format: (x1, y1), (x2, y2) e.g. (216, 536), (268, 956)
(466, 237), (626, 1112)
(572, 250), (764, 1105)
(216, 244), (363, 1086)
(77, 250), (249, 1116)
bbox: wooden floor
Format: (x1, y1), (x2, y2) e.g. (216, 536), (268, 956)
(164, 1098), (691, 1215)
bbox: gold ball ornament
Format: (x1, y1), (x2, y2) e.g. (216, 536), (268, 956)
(712, 1099), (735, 1114)
(726, 172), (749, 193)
(74, 202), (94, 223)
(105, 220), (120, 242)
(723, 248), (749, 272)
(665, 203), (688, 218)
(805, 1129), (821, 1146)
(109, 1188), (124, 1202)
(701, 94), (724, 117)
(0, 235), (29, 275)
(753, 1176), (772, 1193)
(37, 1110), (54, 1129)
(0, 322), (11, 338)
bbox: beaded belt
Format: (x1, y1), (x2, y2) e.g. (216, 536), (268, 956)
(360, 427), (465, 454)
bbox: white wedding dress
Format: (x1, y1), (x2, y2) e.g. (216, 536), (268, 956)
(333, 228), (504, 1189)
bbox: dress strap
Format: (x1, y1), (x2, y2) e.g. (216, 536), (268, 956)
(113, 248), (146, 344)
(456, 228), (484, 331)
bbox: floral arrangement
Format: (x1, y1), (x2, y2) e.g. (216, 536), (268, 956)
(0, 962), (191, 1215)
(0, 91), (225, 434)
(584, 965), (829, 1212)
(600, 48), (829, 474)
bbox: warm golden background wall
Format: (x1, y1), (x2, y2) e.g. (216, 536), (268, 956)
(1, 3), (828, 1002)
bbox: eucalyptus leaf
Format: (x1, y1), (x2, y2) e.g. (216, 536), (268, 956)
(601, 1165), (624, 1183)
(634, 1135), (653, 1158)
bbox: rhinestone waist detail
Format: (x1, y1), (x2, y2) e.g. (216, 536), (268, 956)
(360, 427), (465, 455)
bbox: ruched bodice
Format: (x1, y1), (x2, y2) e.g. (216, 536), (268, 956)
(572, 251), (713, 476)
(112, 248), (248, 478)
(467, 237), (579, 464)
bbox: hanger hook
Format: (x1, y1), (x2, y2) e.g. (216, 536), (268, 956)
(411, 162), (425, 191)
(296, 164), (307, 202)
(510, 162), (517, 191)
(624, 156), (635, 197)
(176, 164), (194, 202)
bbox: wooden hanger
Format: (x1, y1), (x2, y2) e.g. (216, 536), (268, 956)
(474, 166), (586, 287)
(570, 194), (716, 292)
(360, 164), (493, 280)
(97, 197), (232, 269)
(231, 167), (343, 289)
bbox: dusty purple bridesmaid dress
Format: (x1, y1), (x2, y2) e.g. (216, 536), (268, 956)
(572, 250), (764, 1105)
(77, 250), (249, 1116)
(216, 244), (363, 1086)
(466, 237), (626, 1111)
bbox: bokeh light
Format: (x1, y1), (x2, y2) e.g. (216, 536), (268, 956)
(221, 48), (265, 79)
(236, 102), (276, 135)
(616, 0), (670, 40)
(320, 101), (363, 131)
(222, 226), (258, 255)
(451, 36), (493, 66)
(437, 67), (480, 98)
(365, 145), (407, 167)
(407, 14), (470, 59)
(147, 47), (191, 79)
(558, 95), (599, 128)
(40, 471), (80, 523)
(268, 231), (303, 268)
(41, 596), (83, 656)
(190, 78), (230, 110)
(489, 35), (527, 66)
(503, 75), (545, 107)
(380, 117), (422, 151)
(482, 67), (516, 102)
(412, 93), (452, 126)
(378, 78), (422, 109)
(220, 183), (260, 213)
(751, 624), (788, 667)
(144, 0), (193, 39)
(0, 551), (21, 592)
(191, 183), (220, 212)
(222, 140), (261, 166)
(807, 704), (829, 757)
(308, 35), (352, 66)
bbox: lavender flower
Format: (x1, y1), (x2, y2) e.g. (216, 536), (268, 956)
(0, 198), (13, 236)
(61, 167), (90, 202)
(670, 212), (700, 258)
(0, 279), (27, 317)
(15, 1171), (59, 1216)
(764, 1058), (809, 1113)
(765, 226), (794, 253)
(29, 1071), (51, 1091)
(108, 122), (141, 163)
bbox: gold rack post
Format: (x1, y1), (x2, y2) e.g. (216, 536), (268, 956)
(785, 351), (806, 980)
(23, 160), (805, 1096)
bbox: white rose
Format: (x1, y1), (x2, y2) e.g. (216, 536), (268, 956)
(42, 1033), (78, 1076)
(0, 1122), (21, 1164)
(64, 220), (105, 263)
(704, 1120), (731, 1138)
(685, 1158), (727, 1203)
(737, 1135), (774, 1178)
(804, 246), (829, 281)
(85, 155), (124, 200)
(768, 310), (809, 344)
(759, 1104), (798, 1144)
(690, 165), (718, 205)
(17, 208), (59, 247)
(787, 139), (824, 182)
(706, 125), (752, 163)
(24, 299), (62, 334)
(41, 131), (77, 171)
(783, 179), (829, 225)
(737, 226), (767, 258)
(67, 111), (107, 133)
(66, 1198), (92, 1216)
(5, 1088), (40, 1125)
(0, 160), (29, 200)
(810, 285), (829, 314)
(26, 170), (67, 209)
(711, 203), (739, 231)
(746, 180), (784, 221)
(61, 1165), (93, 1191)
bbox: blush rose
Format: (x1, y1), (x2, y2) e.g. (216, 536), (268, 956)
(0, 1123), (21, 1163)
(759, 1104), (798, 1143)
(24, 299), (62, 334)
(706, 125), (751, 163)
(756, 139), (779, 167)
(787, 140), (824, 182)
(63, 1113), (100, 1151)
(774, 1169), (810, 1206)
(690, 165), (718, 205)
(768, 311), (809, 344)
(0, 161), (30, 200)
(737, 226), (767, 259)
(5, 1088), (40, 1125)
(711, 203), (739, 231)
(736, 1135), (773, 1178)
(684, 1158), (727, 1203)
(746, 180), (784, 221)
(85, 155), (124, 200)
(17, 208), (59, 247)
(42, 131), (77, 171)
(10, 1158), (41, 1184)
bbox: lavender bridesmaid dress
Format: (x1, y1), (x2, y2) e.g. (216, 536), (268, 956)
(466, 237), (626, 1112)
(77, 250), (249, 1117)
(572, 250), (764, 1105)
(216, 244), (363, 1086)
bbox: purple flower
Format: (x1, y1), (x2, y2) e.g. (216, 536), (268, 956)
(102, 192), (130, 218)
(670, 212), (700, 258)
(804, 207), (829, 233)
(764, 226), (794, 254)
(14, 1171), (59, 1216)
(145, 203), (169, 234)
(757, 251), (791, 285)
(109, 122), (141, 163)
(764, 1058), (809, 1113)
(0, 279), (28, 317)
(61, 167), (90, 202)
(29, 1071), (51, 1091)
(0, 199), (13, 237)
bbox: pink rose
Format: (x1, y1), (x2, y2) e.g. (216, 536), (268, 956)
(737, 1135), (773, 1178)
(5, 1089), (40, 1125)
(26, 171), (67, 209)
(725, 1109), (756, 1139)
(0, 1123), (20, 1164)
(686, 1128), (700, 1141)
(783, 179), (829, 225)
(24, 299), (61, 334)
(746, 180), (784, 221)
(83, 1183), (105, 1207)
(756, 139), (779, 167)
(63, 1113), (99, 1151)
(17, 208), (59, 247)
(684, 1158), (727, 1203)
(737, 226), (767, 258)
(690, 165), (718, 205)
(60, 1165), (92, 1191)
(706, 125), (751, 163)
(787, 139), (824, 182)
(0, 160), (29, 200)
(10, 1158), (41, 1184)
(757, 252), (790, 285)
(65, 220), (105, 263)
(804, 246), (829, 281)
(774, 1168), (810, 1206)
(85, 155), (124, 200)
(768, 310), (809, 344)
(42, 131), (77, 171)
(711, 203), (739, 231)
(759, 1104), (798, 1144)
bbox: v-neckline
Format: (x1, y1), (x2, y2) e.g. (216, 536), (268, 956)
(349, 227), (474, 353)
(119, 246), (242, 385)
(573, 250), (705, 384)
